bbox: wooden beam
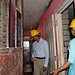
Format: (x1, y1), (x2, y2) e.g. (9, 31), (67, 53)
(56, 0), (73, 13)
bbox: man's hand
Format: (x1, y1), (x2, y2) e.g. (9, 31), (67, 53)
(43, 66), (47, 72)
(50, 69), (60, 75)
(31, 57), (34, 62)
(50, 61), (72, 75)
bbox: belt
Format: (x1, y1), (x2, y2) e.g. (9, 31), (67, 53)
(35, 57), (45, 59)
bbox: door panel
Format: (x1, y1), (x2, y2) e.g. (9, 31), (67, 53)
(45, 14), (65, 75)
(45, 15), (56, 74)
(55, 14), (65, 75)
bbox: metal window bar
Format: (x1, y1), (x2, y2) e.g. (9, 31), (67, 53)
(21, 14), (23, 75)
(21, 15), (23, 48)
(15, 0), (17, 48)
(21, 0), (23, 74)
(21, 1), (23, 48)
(6, 0), (10, 48)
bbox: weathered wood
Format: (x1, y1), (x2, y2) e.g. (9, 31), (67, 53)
(45, 15), (56, 74)
(56, 0), (73, 13)
(55, 14), (65, 75)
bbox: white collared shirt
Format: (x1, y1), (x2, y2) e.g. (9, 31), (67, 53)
(32, 38), (49, 67)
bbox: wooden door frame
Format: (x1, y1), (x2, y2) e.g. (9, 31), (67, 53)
(56, 0), (73, 14)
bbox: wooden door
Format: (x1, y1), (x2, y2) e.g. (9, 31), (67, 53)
(45, 15), (56, 74)
(55, 14), (65, 75)
(45, 14), (65, 75)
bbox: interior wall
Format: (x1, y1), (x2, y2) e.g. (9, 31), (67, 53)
(62, 3), (74, 62)
(0, 1), (23, 75)
(0, 48), (22, 75)
(5, 0), (21, 47)
(45, 14), (65, 75)
(0, 0), (7, 47)
(23, 29), (31, 37)
(62, 10), (70, 61)
(45, 15), (55, 75)
(9, 0), (15, 47)
(37, 9), (46, 39)
(68, 4), (74, 24)
(37, 0), (64, 39)
(68, 3), (75, 39)
(62, 3), (74, 75)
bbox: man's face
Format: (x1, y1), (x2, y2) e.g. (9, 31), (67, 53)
(32, 35), (37, 41)
(71, 29), (75, 36)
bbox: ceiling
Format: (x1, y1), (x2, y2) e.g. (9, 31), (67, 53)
(23, 0), (52, 29)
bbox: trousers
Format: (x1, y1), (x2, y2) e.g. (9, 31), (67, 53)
(34, 58), (47, 75)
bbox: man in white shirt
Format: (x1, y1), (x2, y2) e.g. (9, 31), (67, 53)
(31, 29), (49, 75)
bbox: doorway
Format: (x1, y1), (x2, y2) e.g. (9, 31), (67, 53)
(23, 36), (33, 75)
(62, 2), (74, 75)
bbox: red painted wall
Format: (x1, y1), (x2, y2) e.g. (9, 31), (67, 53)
(37, 9), (46, 39)
(5, 0), (15, 47)
(0, 49), (22, 75)
(5, 0), (7, 3)
(74, 0), (75, 8)
(9, 0), (15, 47)
(38, 0), (64, 39)
(23, 29), (31, 37)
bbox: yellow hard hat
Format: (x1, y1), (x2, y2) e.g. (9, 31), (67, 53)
(31, 29), (39, 37)
(69, 19), (75, 28)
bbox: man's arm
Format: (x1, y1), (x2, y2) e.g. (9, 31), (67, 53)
(43, 41), (49, 71)
(50, 61), (72, 75)
(31, 43), (35, 62)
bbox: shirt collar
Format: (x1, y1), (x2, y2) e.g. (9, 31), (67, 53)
(36, 37), (42, 43)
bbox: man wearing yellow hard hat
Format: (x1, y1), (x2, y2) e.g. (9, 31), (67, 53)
(31, 29), (49, 75)
(50, 19), (75, 75)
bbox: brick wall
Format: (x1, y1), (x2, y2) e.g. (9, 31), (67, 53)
(0, 48), (23, 75)
(38, 0), (65, 39)
(62, 9), (70, 75)
(0, 1), (23, 75)
(0, 0), (7, 48)
(62, 8), (72, 62)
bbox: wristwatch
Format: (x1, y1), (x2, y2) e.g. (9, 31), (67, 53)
(60, 67), (63, 70)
